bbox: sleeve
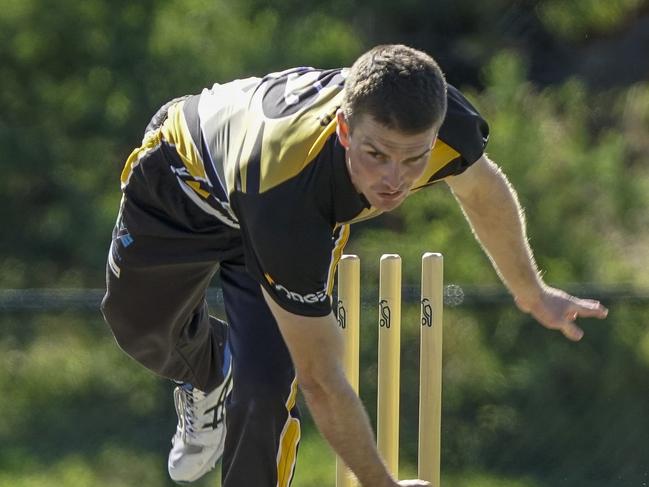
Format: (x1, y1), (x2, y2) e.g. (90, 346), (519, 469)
(230, 186), (336, 317)
(435, 84), (490, 178)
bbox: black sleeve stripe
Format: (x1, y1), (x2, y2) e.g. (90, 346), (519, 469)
(182, 95), (229, 202)
(246, 122), (265, 194)
(200, 134), (228, 202)
(234, 135), (246, 192)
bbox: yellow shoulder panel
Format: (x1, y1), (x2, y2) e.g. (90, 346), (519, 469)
(257, 92), (343, 193)
(411, 139), (460, 188)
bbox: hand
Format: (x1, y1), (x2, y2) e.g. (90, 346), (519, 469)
(396, 480), (432, 486)
(515, 286), (608, 341)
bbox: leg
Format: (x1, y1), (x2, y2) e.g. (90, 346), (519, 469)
(100, 151), (236, 391)
(100, 138), (241, 482)
(219, 258), (301, 487)
(101, 231), (235, 482)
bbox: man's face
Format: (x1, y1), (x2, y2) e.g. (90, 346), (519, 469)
(336, 111), (438, 212)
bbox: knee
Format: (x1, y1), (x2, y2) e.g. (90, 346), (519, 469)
(101, 292), (161, 365)
(101, 291), (134, 346)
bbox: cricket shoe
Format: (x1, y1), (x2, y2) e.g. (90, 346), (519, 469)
(168, 347), (233, 483)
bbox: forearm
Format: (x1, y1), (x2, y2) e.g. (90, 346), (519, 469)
(446, 157), (608, 341)
(300, 372), (393, 487)
(450, 160), (544, 305)
(261, 289), (394, 487)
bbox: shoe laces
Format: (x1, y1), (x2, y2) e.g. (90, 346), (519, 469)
(174, 385), (209, 443)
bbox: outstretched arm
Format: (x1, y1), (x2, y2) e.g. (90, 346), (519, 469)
(262, 288), (430, 487)
(445, 155), (608, 341)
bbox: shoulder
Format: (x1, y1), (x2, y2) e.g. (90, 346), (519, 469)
(238, 67), (347, 194)
(438, 83), (490, 165)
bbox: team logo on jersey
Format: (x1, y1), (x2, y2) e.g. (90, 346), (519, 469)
(265, 273), (328, 304)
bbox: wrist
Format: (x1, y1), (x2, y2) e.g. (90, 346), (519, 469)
(359, 461), (395, 487)
(377, 476), (397, 487)
(513, 283), (546, 313)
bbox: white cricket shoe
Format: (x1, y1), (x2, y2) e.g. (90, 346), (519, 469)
(168, 357), (232, 483)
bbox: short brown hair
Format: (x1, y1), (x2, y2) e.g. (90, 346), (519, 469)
(342, 45), (447, 134)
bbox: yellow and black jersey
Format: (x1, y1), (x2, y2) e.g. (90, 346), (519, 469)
(154, 67), (488, 316)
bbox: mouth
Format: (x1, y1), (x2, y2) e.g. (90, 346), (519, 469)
(376, 190), (405, 201)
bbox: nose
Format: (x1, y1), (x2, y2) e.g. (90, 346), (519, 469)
(382, 161), (402, 190)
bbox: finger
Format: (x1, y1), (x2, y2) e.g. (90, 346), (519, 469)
(571, 299), (609, 319)
(559, 320), (584, 341)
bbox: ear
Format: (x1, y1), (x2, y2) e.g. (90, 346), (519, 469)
(336, 110), (351, 149)
(431, 133), (439, 149)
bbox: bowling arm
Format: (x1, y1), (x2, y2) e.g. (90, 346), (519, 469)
(262, 287), (397, 487)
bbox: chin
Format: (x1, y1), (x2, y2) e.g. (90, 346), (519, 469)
(384, 201), (404, 212)
(373, 198), (405, 212)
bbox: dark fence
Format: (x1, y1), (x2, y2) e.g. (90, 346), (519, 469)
(1, 284), (648, 312)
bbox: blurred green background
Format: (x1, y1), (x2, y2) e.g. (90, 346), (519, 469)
(2, 0), (649, 485)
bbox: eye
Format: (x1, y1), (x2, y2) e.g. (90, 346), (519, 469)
(367, 151), (384, 161)
(404, 157), (422, 165)
(404, 154), (428, 166)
